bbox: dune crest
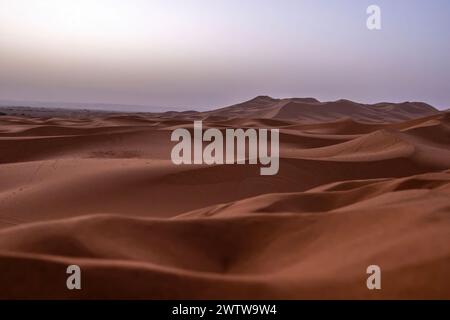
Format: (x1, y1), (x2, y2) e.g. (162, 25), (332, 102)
(205, 96), (441, 122)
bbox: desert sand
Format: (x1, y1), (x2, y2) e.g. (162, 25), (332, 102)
(0, 96), (449, 299)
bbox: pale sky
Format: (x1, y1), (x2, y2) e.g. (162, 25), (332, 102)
(1, 0), (449, 110)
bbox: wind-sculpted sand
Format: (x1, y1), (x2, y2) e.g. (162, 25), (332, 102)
(0, 97), (449, 299)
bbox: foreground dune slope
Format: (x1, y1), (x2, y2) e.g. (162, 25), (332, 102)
(0, 102), (449, 299)
(0, 175), (449, 299)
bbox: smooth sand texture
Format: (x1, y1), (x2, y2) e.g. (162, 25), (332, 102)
(0, 97), (449, 299)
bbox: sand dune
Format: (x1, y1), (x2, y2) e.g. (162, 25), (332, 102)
(205, 96), (440, 122)
(0, 98), (449, 299)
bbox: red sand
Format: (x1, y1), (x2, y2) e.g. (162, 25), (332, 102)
(0, 98), (449, 299)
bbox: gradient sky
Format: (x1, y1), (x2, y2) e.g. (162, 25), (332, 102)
(1, 0), (450, 110)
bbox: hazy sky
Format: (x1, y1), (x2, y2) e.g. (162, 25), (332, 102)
(1, 0), (450, 110)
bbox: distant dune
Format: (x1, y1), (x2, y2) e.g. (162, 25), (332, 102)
(204, 96), (441, 122)
(0, 97), (449, 299)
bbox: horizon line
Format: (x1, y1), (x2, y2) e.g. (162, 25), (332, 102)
(0, 95), (448, 113)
